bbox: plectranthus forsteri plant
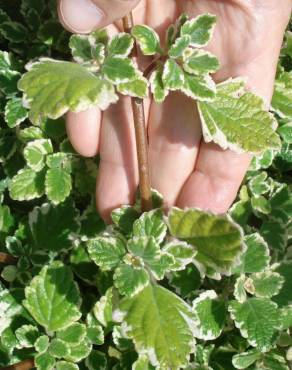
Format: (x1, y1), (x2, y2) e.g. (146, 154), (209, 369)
(1, 7), (291, 370)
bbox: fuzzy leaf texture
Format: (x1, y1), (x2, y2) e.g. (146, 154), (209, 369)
(198, 78), (281, 153)
(168, 207), (244, 275)
(114, 284), (196, 369)
(18, 60), (118, 124)
(229, 298), (281, 352)
(23, 261), (81, 332)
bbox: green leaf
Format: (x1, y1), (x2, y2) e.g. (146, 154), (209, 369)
(117, 76), (148, 98)
(102, 57), (138, 84)
(126, 237), (173, 279)
(24, 139), (53, 171)
(35, 336), (50, 354)
(45, 168), (72, 205)
(113, 285), (196, 369)
(162, 59), (184, 90)
(18, 126), (43, 141)
(0, 68), (20, 96)
(0, 50), (13, 70)
(133, 209), (167, 244)
(245, 271), (284, 298)
(250, 149), (275, 171)
(260, 221), (287, 251)
(0, 205), (14, 234)
(63, 337), (92, 362)
(278, 121), (292, 143)
(69, 34), (101, 64)
(168, 208), (244, 275)
(35, 352), (55, 370)
(93, 288), (115, 328)
(24, 262), (81, 332)
(181, 14), (217, 47)
(168, 35), (191, 58)
(5, 98), (28, 128)
(85, 350), (107, 370)
(234, 275), (247, 303)
(87, 234), (126, 271)
(15, 325), (39, 349)
(272, 71), (292, 118)
(46, 153), (71, 171)
(1, 265), (17, 283)
(29, 201), (80, 252)
(18, 60), (118, 124)
(251, 196), (271, 215)
(229, 298), (280, 351)
(273, 263), (292, 307)
(193, 290), (226, 340)
(132, 356), (152, 370)
(232, 349), (261, 369)
(56, 362), (79, 370)
(111, 206), (140, 235)
(279, 306), (292, 330)
(150, 68), (168, 103)
(91, 43), (106, 65)
(86, 313), (104, 345)
(182, 73), (216, 101)
(56, 323), (86, 345)
(183, 49), (220, 75)
(163, 240), (196, 271)
(0, 20), (29, 42)
(49, 339), (69, 358)
(132, 25), (161, 55)
(198, 78), (281, 153)
(235, 233), (270, 274)
(168, 264), (202, 298)
(113, 264), (149, 297)
(248, 172), (270, 196)
(0, 289), (27, 335)
(108, 33), (134, 57)
(9, 168), (46, 201)
(260, 352), (289, 370)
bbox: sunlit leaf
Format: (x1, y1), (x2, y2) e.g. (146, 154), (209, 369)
(114, 285), (196, 369)
(198, 78), (281, 153)
(24, 262), (81, 332)
(18, 60), (118, 124)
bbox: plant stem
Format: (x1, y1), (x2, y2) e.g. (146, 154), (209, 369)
(1, 359), (35, 370)
(123, 13), (153, 212)
(0, 252), (18, 265)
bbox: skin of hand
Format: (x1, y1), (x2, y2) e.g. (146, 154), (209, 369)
(58, 0), (292, 222)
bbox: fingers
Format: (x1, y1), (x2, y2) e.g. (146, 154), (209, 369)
(66, 107), (101, 157)
(96, 97), (138, 222)
(58, 0), (140, 34)
(177, 142), (252, 214)
(148, 93), (202, 207)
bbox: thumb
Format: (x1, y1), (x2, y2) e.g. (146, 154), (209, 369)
(58, 0), (140, 34)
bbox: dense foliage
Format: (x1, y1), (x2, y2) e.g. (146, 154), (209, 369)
(0, 1), (292, 369)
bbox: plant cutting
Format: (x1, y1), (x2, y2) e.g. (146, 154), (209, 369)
(0, 1), (292, 370)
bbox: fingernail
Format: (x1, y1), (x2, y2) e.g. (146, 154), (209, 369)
(59, 0), (104, 33)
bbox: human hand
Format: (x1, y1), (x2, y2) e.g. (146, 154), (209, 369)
(58, 0), (291, 222)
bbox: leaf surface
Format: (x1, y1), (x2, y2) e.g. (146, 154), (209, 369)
(168, 208), (244, 275)
(229, 298), (280, 351)
(132, 25), (161, 55)
(24, 261), (81, 332)
(114, 285), (195, 369)
(18, 60), (118, 124)
(198, 79), (281, 153)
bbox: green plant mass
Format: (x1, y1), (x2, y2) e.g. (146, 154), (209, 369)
(0, 1), (292, 370)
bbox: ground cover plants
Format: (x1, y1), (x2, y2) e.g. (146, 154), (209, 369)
(0, 1), (292, 369)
